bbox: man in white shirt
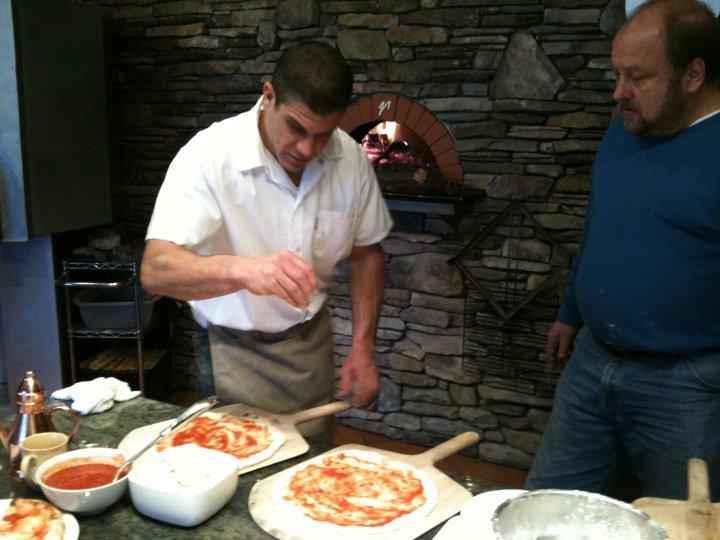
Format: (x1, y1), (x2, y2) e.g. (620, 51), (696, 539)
(141, 42), (393, 436)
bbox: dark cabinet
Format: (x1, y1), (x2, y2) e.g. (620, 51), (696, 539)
(0, 0), (112, 241)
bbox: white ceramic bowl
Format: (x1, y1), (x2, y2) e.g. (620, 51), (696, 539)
(128, 445), (238, 527)
(36, 447), (128, 515)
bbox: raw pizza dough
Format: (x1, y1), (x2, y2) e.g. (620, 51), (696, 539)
(271, 449), (438, 537)
(155, 411), (285, 470)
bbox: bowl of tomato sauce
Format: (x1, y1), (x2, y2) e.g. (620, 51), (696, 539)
(35, 447), (128, 515)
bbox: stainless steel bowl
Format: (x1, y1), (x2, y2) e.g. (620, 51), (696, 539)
(491, 489), (669, 540)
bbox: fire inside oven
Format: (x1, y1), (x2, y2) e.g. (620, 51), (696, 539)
(350, 121), (439, 197)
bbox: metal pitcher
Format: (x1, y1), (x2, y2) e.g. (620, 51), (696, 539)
(0, 371), (79, 471)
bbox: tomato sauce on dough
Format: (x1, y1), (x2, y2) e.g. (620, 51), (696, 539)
(157, 415), (270, 459)
(286, 452), (427, 527)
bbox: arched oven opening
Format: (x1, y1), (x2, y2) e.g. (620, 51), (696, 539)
(351, 120), (439, 196)
(339, 93), (470, 218)
(350, 120), (461, 205)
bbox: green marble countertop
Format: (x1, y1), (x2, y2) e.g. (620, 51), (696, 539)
(1, 398), (497, 539)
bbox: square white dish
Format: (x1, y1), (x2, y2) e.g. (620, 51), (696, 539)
(128, 444), (238, 527)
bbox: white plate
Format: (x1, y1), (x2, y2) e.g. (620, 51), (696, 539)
(0, 499), (79, 540)
(460, 488), (527, 520)
(63, 513), (80, 540)
(433, 489), (527, 539)
(432, 515), (463, 540)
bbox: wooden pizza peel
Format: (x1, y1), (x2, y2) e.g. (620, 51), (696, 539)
(212, 400), (351, 473)
(248, 431), (481, 540)
(117, 400), (351, 475)
(633, 458), (720, 540)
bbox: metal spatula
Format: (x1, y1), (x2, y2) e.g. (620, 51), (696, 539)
(113, 395), (220, 481)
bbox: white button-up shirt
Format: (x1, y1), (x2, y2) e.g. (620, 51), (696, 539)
(146, 100), (392, 332)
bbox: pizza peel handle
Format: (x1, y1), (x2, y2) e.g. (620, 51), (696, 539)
(633, 458), (719, 540)
(283, 401), (352, 426)
(687, 458), (710, 504)
(406, 431), (481, 468)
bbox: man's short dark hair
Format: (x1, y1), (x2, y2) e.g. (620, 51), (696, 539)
(272, 41), (353, 115)
(632, 0), (720, 86)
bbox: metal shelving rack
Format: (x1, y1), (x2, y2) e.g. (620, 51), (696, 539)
(58, 260), (149, 395)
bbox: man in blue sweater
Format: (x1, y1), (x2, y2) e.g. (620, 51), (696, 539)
(525, 0), (720, 500)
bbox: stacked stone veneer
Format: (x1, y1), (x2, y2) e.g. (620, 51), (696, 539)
(92, 0), (626, 470)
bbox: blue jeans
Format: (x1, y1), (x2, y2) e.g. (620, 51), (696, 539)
(525, 328), (720, 501)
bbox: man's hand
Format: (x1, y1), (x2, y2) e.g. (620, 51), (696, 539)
(545, 321), (579, 370)
(141, 240), (317, 305)
(337, 347), (380, 408)
(240, 251), (317, 308)
(339, 243), (384, 407)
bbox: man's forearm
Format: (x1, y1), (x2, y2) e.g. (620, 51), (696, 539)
(348, 243), (385, 350)
(140, 239), (246, 301)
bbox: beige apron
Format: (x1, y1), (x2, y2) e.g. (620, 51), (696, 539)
(208, 309), (334, 438)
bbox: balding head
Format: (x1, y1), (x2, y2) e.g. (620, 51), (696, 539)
(624, 0), (720, 86)
(611, 0), (720, 136)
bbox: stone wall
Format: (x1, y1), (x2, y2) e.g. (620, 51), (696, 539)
(92, 0), (625, 469)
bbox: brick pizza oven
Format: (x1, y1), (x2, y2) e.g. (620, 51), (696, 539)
(340, 93), (463, 181)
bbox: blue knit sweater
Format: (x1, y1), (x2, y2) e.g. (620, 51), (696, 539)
(558, 114), (720, 353)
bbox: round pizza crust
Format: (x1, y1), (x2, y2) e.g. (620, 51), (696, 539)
(156, 411), (286, 471)
(0, 498), (66, 540)
(270, 449), (438, 537)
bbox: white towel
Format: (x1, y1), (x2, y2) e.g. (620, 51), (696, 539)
(51, 377), (141, 415)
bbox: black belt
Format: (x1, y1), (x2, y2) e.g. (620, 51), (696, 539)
(231, 309), (328, 344)
(601, 341), (720, 358)
(601, 342), (659, 358)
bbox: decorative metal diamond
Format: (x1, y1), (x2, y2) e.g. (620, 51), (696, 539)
(449, 199), (571, 322)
